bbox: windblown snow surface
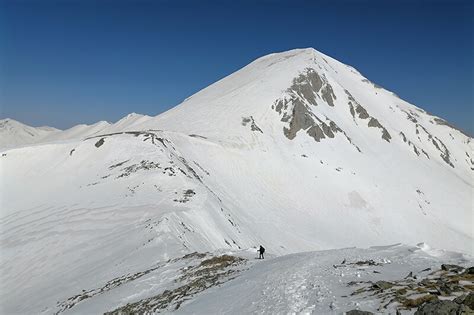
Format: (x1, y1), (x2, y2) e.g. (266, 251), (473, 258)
(1, 48), (473, 314)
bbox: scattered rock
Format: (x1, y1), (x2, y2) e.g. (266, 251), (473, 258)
(241, 116), (263, 133)
(419, 279), (433, 286)
(351, 265), (474, 312)
(117, 160), (161, 178)
(174, 189), (196, 203)
(109, 159), (130, 170)
(105, 254), (246, 314)
(436, 282), (454, 295)
(354, 260), (380, 266)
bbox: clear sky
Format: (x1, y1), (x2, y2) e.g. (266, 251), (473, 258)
(1, 0), (473, 134)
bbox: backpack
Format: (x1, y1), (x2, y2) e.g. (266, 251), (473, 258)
(261, 246), (265, 253)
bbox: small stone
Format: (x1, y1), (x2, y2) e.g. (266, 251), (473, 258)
(372, 281), (394, 290)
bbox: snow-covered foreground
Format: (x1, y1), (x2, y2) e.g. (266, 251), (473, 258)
(174, 244), (472, 315)
(6, 243), (472, 314)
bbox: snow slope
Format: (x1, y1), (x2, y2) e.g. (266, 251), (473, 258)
(0, 48), (472, 314)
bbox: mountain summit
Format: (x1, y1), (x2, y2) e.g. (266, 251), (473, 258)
(1, 48), (472, 314)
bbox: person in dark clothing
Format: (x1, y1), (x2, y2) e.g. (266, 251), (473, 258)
(258, 245), (265, 259)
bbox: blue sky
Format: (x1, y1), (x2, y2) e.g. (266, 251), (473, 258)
(1, 0), (473, 134)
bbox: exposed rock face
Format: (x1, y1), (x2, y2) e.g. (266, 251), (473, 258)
(273, 68), (401, 148)
(290, 68), (323, 105)
(355, 104), (370, 120)
(274, 68), (353, 145)
(241, 116), (263, 133)
(414, 300), (473, 315)
(282, 99), (315, 140)
(413, 123), (455, 168)
(321, 84), (336, 107)
(271, 64), (468, 168)
(368, 118), (392, 142)
(400, 132), (430, 159)
(345, 90), (391, 142)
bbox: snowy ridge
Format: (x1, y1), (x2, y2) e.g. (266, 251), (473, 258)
(0, 114), (155, 150)
(0, 48), (472, 314)
(0, 118), (60, 149)
(41, 120), (111, 142)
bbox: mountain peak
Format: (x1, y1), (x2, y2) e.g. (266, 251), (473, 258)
(135, 48), (470, 175)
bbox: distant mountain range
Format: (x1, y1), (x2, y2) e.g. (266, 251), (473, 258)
(0, 113), (153, 149)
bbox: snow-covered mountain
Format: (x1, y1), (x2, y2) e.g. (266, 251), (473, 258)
(0, 114), (154, 150)
(0, 118), (60, 149)
(0, 118), (112, 149)
(1, 48), (472, 314)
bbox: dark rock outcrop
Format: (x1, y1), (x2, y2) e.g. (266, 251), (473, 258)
(346, 310), (374, 315)
(441, 264), (464, 273)
(95, 138), (105, 148)
(454, 293), (474, 310)
(415, 299), (472, 315)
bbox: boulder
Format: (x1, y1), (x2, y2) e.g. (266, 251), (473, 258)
(441, 264), (464, 273)
(345, 310), (374, 315)
(415, 300), (473, 315)
(455, 293), (474, 310)
(463, 267), (474, 275)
